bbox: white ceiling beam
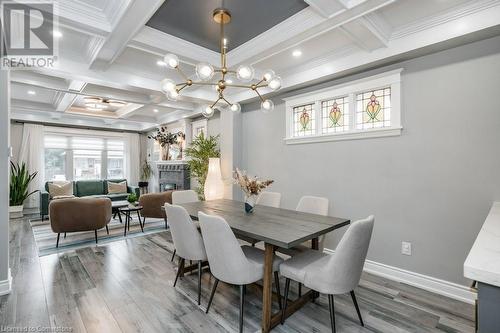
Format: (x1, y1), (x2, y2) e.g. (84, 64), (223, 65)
(130, 27), (221, 66)
(227, 0), (396, 67)
(55, 80), (87, 112)
(115, 103), (146, 119)
(231, 0), (500, 104)
(304, 0), (347, 18)
(89, 0), (166, 70)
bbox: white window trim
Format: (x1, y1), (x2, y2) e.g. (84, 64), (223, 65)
(191, 119), (208, 139)
(284, 69), (403, 144)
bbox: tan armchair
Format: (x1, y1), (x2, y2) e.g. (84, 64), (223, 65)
(49, 197), (112, 247)
(138, 191), (173, 229)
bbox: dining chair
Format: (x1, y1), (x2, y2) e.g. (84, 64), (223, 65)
(256, 191), (282, 208)
(172, 190), (199, 205)
(165, 203), (207, 305)
(279, 215), (375, 333)
(170, 190), (200, 261)
(296, 195), (329, 251)
(198, 212), (284, 333)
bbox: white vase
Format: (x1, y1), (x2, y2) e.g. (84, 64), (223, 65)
(244, 195), (257, 213)
(9, 205), (23, 219)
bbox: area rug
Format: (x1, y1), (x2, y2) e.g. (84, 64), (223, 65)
(31, 216), (170, 256)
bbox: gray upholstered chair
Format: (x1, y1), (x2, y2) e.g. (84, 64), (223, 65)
(296, 195), (329, 251)
(170, 190), (200, 261)
(198, 212), (284, 333)
(256, 191), (281, 208)
(279, 215), (374, 333)
(172, 190), (199, 205)
(165, 203), (207, 305)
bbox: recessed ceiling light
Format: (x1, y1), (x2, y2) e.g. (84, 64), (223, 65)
(27, 90), (36, 95)
(52, 30), (63, 38)
(157, 60), (166, 66)
(226, 79), (233, 84)
(153, 109), (159, 113)
(292, 50), (302, 57)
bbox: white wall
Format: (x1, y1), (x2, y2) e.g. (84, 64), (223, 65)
(240, 36), (500, 285)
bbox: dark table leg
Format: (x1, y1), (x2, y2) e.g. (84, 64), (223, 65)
(262, 243), (274, 333)
(312, 237), (319, 300)
(123, 212), (128, 236)
(137, 211), (144, 232)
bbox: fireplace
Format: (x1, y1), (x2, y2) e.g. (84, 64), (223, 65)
(157, 161), (190, 192)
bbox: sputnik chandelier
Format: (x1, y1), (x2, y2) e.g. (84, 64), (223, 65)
(159, 8), (282, 118)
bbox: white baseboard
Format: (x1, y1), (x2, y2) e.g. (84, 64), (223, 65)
(0, 268), (12, 296)
(323, 248), (476, 304)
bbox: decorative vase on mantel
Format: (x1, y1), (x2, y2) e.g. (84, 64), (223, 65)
(160, 144), (170, 161)
(244, 195), (257, 214)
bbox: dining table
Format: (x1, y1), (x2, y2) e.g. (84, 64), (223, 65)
(178, 198), (350, 332)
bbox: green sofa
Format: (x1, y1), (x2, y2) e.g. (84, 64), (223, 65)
(40, 179), (140, 220)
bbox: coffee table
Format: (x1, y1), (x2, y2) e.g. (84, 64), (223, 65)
(119, 205), (144, 236)
(111, 200), (129, 223)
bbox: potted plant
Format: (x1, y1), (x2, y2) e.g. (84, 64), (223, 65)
(139, 159), (152, 189)
(9, 161), (39, 218)
(148, 127), (178, 160)
(184, 133), (220, 200)
(127, 193), (138, 206)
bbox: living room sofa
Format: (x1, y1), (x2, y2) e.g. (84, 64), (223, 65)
(40, 179), (140, 220)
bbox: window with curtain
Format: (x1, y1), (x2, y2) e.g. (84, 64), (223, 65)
(43, 134), (126, 181)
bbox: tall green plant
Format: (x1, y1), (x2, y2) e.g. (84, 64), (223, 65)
(184, 133), (220, 200)
(9, 161), (39, 206)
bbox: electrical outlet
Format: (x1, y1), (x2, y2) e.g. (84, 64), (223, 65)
(401, 241), (412, 256)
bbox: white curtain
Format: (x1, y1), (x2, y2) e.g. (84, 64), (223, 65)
(125, 133), (140, 186)
(18, 124), (44, 208)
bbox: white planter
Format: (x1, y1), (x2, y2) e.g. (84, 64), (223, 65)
(9, 205), (23, 219)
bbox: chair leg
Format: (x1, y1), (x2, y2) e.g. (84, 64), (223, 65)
(94, 230), (98, 244)
(163, 216), (168, 229)
(274, 271), (282, 310)
(64, 232), (66, 238)
(56, 233), (60, 248)
(105, 225), (109, 235)
(197, 260), (202, 305)
(298, 282), (302, 297)
(239, 285), (245, 333)
(328, 294), (336, 333)
(350, 290), (364, 327)
(281, 278), (291, 325)
(206, 278), (219, 314)
(174, 258), (185, 287)
(171, 249), (176, 261)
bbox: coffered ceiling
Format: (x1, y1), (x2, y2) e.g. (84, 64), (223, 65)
(9, 0), (500, 132)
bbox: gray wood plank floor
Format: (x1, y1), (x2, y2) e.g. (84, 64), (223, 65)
(0, 216), (475, 333)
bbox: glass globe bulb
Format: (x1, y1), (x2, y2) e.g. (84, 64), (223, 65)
(160, 78), (176, 93)
(229, 103), (241, 112)
(166, 90), (179, 101)
(196, 62), (215, 81)
(163, 53), (179, 68)
(261, 99), (274, 113)
(268, 76), (282, 90)
(202, 105), (214, 118)
(236, 64), (255, 82)
(263, 69), (275, 81)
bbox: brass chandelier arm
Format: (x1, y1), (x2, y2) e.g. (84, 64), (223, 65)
(221, 96), (233, 105)
(176, 66), (190, 81)
(177, 83), (189, 93)
(210, 97), (222, 108)
(254, 88), (265, 102)
(225, 83), (253, 89)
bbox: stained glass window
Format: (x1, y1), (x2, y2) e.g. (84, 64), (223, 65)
(356, 87), (391, 129)
(322, 97), (349, 134)
(293, 104), (315, 137)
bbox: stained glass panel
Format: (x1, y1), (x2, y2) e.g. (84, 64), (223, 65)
(293, 104), (315, 137)
(322, 97), (349, 134)
(356, 87), (391, 129)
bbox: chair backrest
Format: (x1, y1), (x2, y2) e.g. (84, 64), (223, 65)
(172, 190), (199, 205)
(198, 212), (257, 285)
(165, 203), (206, 261)
(256, 191), (281, 208)
(296, 196), (329, 216)
(306, 216), (374, 294)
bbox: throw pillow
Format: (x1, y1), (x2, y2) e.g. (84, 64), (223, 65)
(107, 181), (127, 194)
(48, 181), (73, 199)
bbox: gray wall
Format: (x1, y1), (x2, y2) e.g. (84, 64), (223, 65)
(240, 35), (500, 285)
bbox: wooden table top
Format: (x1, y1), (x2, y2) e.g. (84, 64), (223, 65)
(179, 199), (350, 249)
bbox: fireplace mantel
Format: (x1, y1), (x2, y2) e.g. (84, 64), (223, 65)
(156, 160), (190, 191)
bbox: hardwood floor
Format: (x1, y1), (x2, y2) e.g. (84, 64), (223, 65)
(0, 216), (475, 332)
